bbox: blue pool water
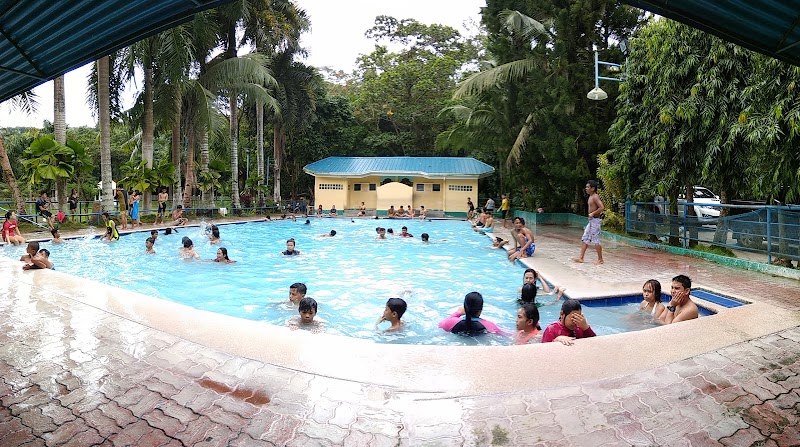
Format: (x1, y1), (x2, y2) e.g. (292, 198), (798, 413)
(4, 219), (668, 345)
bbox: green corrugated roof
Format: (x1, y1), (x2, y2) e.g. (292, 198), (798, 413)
(624, 0), (800, 66)
(0, 0), (232, 102)
(304, 157), (495, 178)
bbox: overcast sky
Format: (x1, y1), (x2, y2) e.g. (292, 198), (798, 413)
(0, 0), (485, 128)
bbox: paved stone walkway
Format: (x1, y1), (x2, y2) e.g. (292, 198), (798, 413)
(1, 225), (799, 446)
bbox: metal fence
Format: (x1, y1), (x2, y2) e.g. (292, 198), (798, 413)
(625, 201), (800, 264)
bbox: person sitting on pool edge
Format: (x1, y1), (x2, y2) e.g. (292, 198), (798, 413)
(396, 206), (406, 217)
(101, 212), (120, 241)
(329, 205), (337, 217)
(541, 299), (596, 345)
(282, 238), (300, 255)
(514, 303), (541, 345)
(169, 205), (189, 226)
(388, 205), (396, 217)
(439, 292), (506, 336)
(418, 205), (427, 220)
(657, 274), (698, 324)
(289, 282), (307, 304)
(376, 297), (407, 331)
(23, 248), (54, 270)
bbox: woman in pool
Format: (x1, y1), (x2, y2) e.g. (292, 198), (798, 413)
(541, 299), (596, 345)
(208, 224), (221, 244)
(514, 303), (541, 344)
(438, 292), (505, 336)
(640, 279), (665, 318)
(214, 247), (235, 263)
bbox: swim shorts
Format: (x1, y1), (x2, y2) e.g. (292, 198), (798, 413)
(581, 217), (602, 245)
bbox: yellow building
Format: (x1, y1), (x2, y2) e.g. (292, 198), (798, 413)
(303, 157), (495, 215)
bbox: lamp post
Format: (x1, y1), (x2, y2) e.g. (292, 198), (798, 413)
(587, 39), (629, 101)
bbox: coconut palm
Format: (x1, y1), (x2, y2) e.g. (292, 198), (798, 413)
(97, 56), (114, 212)
(0, 90), (38, 213)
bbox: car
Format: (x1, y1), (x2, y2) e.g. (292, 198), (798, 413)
(654, 186), (721, 223)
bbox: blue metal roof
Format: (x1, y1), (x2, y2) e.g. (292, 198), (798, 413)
(0, 0), (233, 102)
(624, 1), (800, 67)
(304, 157), (495, 178)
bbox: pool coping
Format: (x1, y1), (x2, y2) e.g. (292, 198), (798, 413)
(6, 220), (800, 398)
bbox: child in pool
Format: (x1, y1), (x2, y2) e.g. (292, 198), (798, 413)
(521, 268), (565, 301)
(289, 282), (307, 304)
(514, 303), (542, 344)
(102, 226), (117, 241)
(640, 279), (665, 318)
(145, 237), (156, 254)
(438, 292), (506, 336)
(289, 297), (323, 332)
(208, 224), (221, 244)
(214, 247), (235, 263)
(541, 299), (596, 345)
(376, 297), (407, 331)
(180, 237), (200, 259)
(23, 249), (53, 270)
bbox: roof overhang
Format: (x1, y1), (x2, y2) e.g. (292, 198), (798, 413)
(623, 0), (800, 67)
(0, 0), (234, 103)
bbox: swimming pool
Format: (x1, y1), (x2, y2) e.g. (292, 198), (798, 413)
(3, 219), (666, 345)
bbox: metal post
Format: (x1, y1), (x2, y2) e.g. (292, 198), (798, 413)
(245, 148), (250, 181)
(265, 156), (270, 193)
(682, 204), (688, 248)
(594, 50), (600, 90)
(766, 206), (772, 264)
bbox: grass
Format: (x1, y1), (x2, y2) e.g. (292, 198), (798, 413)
(692, 244), (736, 258)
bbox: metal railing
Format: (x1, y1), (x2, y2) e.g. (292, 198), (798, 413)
(625, 201), (800, 264)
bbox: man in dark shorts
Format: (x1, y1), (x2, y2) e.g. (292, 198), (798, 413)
(467, 197), (475, 220)
(36, 191), (54, 230)
(157, 187), (168, 224)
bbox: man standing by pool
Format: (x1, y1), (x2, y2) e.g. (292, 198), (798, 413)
(659, 275), (699, 324)
(485, 196), (495, 217)
(500, 194), (510, 228)
(573, 180), (605, 264)
(115, 185), (128, 230)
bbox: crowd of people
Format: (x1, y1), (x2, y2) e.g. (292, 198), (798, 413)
(9, 184), (701, 345)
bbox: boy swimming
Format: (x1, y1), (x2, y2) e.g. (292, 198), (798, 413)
(376, 297), (407, 331)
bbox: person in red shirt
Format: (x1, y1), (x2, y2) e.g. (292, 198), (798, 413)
(2, 211), (26, 245)
(541, 299), (596, 345)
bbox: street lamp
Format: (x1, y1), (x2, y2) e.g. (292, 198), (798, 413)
(587, 39), (629, 101)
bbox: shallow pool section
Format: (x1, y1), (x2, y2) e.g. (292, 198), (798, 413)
(3, 219), (672, 345)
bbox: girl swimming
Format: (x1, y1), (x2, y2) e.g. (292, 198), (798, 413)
(214, 247), (235, 263)
(514, 303), (541, 344)
(640, 279), (665, 318)
(438, 292), (505, 336)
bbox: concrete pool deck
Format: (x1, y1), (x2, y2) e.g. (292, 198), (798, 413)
(1, 221), (799, 445)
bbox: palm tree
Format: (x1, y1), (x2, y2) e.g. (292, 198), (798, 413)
(97, 56), (114, 212)
(54, 75), (68, 212)
(0, 91), (37, 213)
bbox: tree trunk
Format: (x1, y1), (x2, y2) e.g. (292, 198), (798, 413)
(0, 133), (25, 214)
(183, 129), (196, 208)
(54, 75), (68, 213)
(230, 93), (241, 208)
(142, 59), (155, 212)
(256, 103), (264, 206)
(273, 119), (284, 203)
(200, 129), (209, 207)
(98, 56), (114, 213)
(171, 90), (182, 208)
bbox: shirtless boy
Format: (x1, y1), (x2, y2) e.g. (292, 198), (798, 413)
(658, 274), (699, 324)
(573, 180), (605, 264)
(157, 188), (169, 224)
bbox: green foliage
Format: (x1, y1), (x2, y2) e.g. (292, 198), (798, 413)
(22, 136), (91, 187)
(692, 244), (736, 258)
(441, 1), (643, 210)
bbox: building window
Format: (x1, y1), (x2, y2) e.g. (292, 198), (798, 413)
(448, 185), (473, 192)
(369, 183), (376, 191)
(432, 184), (441, 192)
(353, 184), (362, 191)
(319, 183), (343, 190)
(416, 184), (425, 192)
